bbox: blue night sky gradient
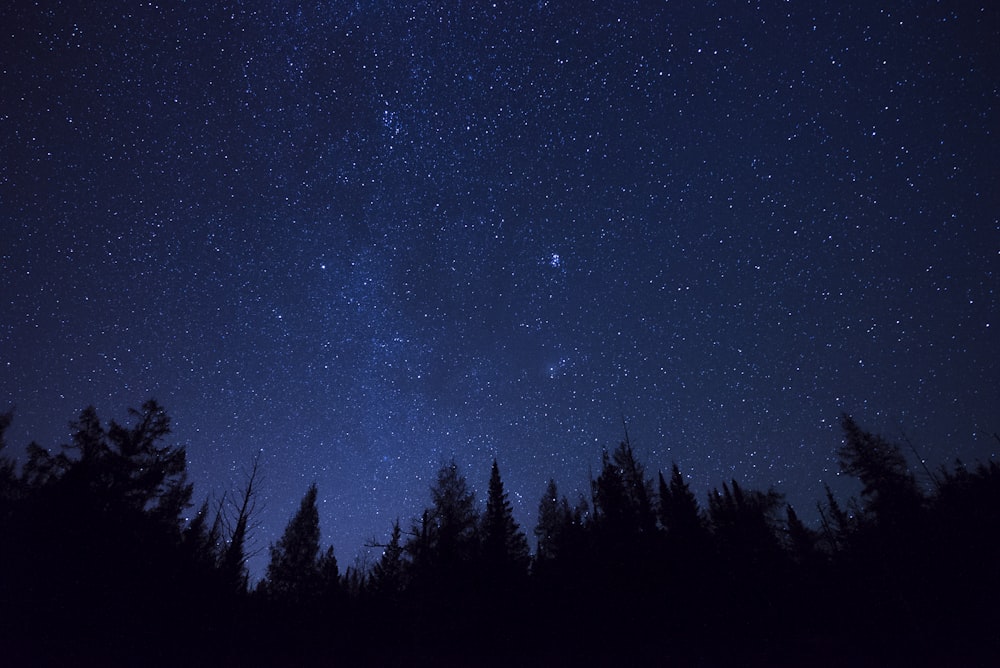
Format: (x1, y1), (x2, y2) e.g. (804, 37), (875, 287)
(2, 1), (997, 577)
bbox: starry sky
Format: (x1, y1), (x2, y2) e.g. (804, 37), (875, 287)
(2, 1), (997, 577)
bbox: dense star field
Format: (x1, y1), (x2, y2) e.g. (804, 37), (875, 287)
(2, 2), (997, 577)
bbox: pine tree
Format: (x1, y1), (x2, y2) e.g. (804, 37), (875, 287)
(264, 483), (322, 601)
(784, 504), (818, 564)
(1, 403), (200, 664)
(534, 479), (562, 562)
(817, 483), (853, 552)
(317, 545), (341, 599)
(707, 480), (784, 563)
(838, 414), (923, 525)
(182, 499), (222, 570)
(426, 458), (479, 566)
(481, 459), (529, 577)
(657, 463), (705, 541)
(105, 400), (192, 524)
(23, 401), (192, 526)
(533, 479), (592, 568)
(370, 519), (405, 597)
(592, 441), (655, 538)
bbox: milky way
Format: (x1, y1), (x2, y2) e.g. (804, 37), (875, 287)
(3, 1), (997, 576)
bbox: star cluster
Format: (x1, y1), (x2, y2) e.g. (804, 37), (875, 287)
(3, 1), (997, 576)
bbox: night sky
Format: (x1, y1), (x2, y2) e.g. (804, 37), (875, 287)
(3, 1), (997, 578)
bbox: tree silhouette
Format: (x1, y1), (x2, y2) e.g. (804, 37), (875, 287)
(534, 478), (562, 562)
(369, 519), (406, 598)
(592, 440), (655, 539)
(707, 479), (784, 559)
(182, 498), (222, 565)
(838, 414), (923, 526)
(317, 544), (341, 599)
(784, 503), (820, 565)
(533, 478), (590, 577)
(657, 463), (706, 543)
(398, 459), (483, 658)
(19, 401), (193, 524)
(217, 455), (263, 594)
(3, 401), (999, 665)
(417, 458), (479, 572)
(0, 402), (218, 665)
(481, 459), (530, 578)
(263, 483), (322, 601)
(816, 483), (854, 552)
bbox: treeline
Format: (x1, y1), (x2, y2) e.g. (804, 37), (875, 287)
(1, 402), (998, 666)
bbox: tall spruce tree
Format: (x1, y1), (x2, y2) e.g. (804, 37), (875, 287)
(481, 459), (529, 577)
(369, 520), (405, 598)
(534, 479), (562, 562)
(426, 458), (479, 566)
(264, 483), (322, 601)
(657, 463), (705, 541)
(592, 441), (655, 537)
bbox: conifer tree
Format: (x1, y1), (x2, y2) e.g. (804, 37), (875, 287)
(657, 463), (704, 541)
(1, 403), (199, 664)
(533, 479), (591, 581)
(592, 441), (655, 537)
(370, 519), (405, 597)
(426, 459), (479, 566)
(24, 401), (193, 526)
(317, 545), (341, 599)
(105, 400), (192, 524)
(817, 483), (853, 552)
(264, 483), (322, 601)
(838, 414), (923, 525)
(707, 480), (784, 561)
(534, 479), (562, 562)
(784, 504), (818, 564)
(182, 498), (222, 570)
(481, 459), (529, 577)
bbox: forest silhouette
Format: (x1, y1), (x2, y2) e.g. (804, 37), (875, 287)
(1, 402), (997, 666)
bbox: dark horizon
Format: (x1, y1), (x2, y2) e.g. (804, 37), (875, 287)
(0, 399), (993, 583)
(2, 401), (997, 666)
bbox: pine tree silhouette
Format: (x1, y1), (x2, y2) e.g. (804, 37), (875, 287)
(263, 483), (322, 602)
(481, 459), (530, 578)
(838, 414), (924, 527)
(369, 519), (405, 598)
